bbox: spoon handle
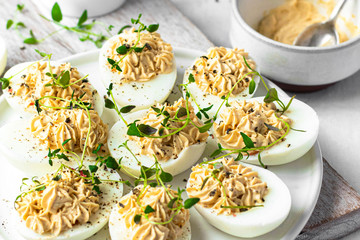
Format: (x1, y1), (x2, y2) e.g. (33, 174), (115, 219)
(329, 0), (347, 23)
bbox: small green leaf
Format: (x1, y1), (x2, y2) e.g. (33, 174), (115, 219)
(62, 138), (71, 146)
(159, 128), (164, 136)
(167, 198), (177, 208)
(120, 105), (136, 113)
(107, 58), (116, 65)
(264, 88), (279, 103)
(58, 71), (70, 88)
(35, 185), (46, 191)
(198, 122), (213, 133)
(0, 78), (10, 89)
(93, 185), (101, 194)
(144, 205), (155, 214)
(184, 198), (200, 209)
(127, 121), (142, 137)
(52, 174), (61, 181)
(134, 214), (142, 224)
(6, 19), (13, 29)
(151, 107), (161, 113)
(17, 4), (24, 11)
(159, 171), (173, 182)
(16, 22), (26, 28)
(35, 99), (42, 114)
(147, 24), (159, 32)
(35, 49), (51, 58)
(196, 112), (202, 120)
(56, 153), (69, 161)
(188, 73), (195, 83)
(234, 152), (243, 161)
(89, 165), (98, 173)
(51, 2), (63, 22)
(200, 176), (210, 190)
(23, 37), (38, 44)
(149, 182), (157, 187)
(105, 156), (119, 170)
(116, 45), (128, 55)
(118, 24), (131, 34)
(92, 143), (103, 154)
(140, 166), (156, 179)
(210, 149), (222, 158)
(240, 132), (254, 148)
(176, 107), (187, 118)
(49, 159), (53, 166)
(77, 10), (88, 26)
(249, 78), (256, 94)
(105, 99), (116, 109)
(138, 124), (157, 135)
(106, 83), (113, 96)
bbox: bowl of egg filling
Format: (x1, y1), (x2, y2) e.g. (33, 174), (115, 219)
(230, 0), (360, 91)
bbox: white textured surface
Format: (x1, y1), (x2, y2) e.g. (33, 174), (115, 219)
(170, 0), (360, 239)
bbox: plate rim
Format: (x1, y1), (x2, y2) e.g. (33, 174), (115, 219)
(0, 47), (323, 240)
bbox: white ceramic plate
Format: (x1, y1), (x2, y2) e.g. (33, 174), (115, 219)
(0, 48), (322, 240)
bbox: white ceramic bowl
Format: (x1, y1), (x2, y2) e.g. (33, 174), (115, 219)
(229, 0), (360, 91)
(38, 0), (126, 18)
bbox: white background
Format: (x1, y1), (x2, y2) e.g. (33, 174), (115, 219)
(170, 0), (360, 239)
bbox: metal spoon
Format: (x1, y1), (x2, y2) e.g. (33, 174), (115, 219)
(293, 0), (347, 47)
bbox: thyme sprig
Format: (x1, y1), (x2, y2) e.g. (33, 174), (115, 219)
(119, 141), (200, 226)
(6, 2), (116, 47)
(107, 14), (159, 72)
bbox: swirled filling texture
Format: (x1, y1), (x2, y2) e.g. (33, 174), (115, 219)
(214, 100), (291, 150)
(31, 108), (108, 155)
(13, 62), (95, 113)
(105, 28), (174, 82)
(131, 98), (208, 161)
(191, 47), (256, 97)
(115, 186), (189, 240)
(16, 170), (99, 236)
(187, 158), (268, 215)
(257, 0), (359, 45)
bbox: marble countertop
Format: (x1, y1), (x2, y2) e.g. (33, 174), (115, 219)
(170, 0), (360, 239)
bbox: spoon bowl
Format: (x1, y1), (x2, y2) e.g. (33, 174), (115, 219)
(294, 21), (339, 47)
(293, 0), (347, 47)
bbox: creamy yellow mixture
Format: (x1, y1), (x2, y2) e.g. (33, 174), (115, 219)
(11, 62), (95, 113)
(258, 0), (359, 45)
(214, 100), (291, 151)
(191, 47), (256, 97)
(16, 170), (100, 236)
(115, 186), (189, 240)
(31, 108), (108, 155)
(132, 98), (208, 161)
(105, 28), (174, 82)
(187, 158), (268, 215)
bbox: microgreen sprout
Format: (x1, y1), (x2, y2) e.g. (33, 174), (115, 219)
(107, 14), (160, 72)
(118, 141), (200, 226)
(6, 2), (121, 47)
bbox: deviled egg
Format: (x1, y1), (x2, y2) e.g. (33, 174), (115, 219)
(183, 47), (260, 118)
(109, 185), (191, 240)
(213, 97), (319, 165)
(14, 167), (123, 240)
(0, 108), (108, 175)
(3, 61), (104, 118)
(99, 28), (177, 110)
(108, 98), (208, 176)
(186, 158), (291, 238)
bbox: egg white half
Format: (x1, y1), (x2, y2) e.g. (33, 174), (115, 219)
(0, 118), (100, 176)
(99, 34), (177, 111)
(187, 161), (291, 238)
(15, 167), (123, 240)
(109, 192), (191, 240)
(182, 68), (260, 119)
(3, 61), (104, 118)
(214, 96), (319, 166)
(108, 109), (206, 177)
